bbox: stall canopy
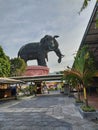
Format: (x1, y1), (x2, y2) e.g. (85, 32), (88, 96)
(0, 77), (24, 84)
(10, 74), (63, 82)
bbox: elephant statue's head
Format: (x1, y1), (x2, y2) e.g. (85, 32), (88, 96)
(40, 35), (64, 63)
(40, 35), (59, 51)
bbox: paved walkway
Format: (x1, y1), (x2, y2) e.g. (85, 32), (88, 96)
(0, 92), (98, 130)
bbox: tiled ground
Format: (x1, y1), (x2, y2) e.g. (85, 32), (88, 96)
(88, 94), (98, 110)
(80, 93), (98, 110)
(0, 92), (98, 130)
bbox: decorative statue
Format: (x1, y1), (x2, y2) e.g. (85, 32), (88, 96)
(18, 35), (64, 66)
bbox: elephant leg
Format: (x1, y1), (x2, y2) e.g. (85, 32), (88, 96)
(20, 55), (28, 64)
(37, 58), (47, 66)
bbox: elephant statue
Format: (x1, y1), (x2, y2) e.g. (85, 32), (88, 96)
(18, 35), (64, 66)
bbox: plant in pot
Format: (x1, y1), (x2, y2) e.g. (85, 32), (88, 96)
(63, 72), (83, 104)
(80, 105), (95, 112)
(63, 45), (97, 112)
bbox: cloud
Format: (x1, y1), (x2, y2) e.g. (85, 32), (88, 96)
(0, 0), (96, 72)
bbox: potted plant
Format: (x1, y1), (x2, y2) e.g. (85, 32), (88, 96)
(79, 105), (96, 118)
(63, 45), (97, 118)
(75, 98), (83, 105)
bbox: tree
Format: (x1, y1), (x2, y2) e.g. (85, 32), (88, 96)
(10, 57), (27, 76)
(63, 45), (96, 107)
(63, 71), (82, 102)
(0, 46), (10, 77)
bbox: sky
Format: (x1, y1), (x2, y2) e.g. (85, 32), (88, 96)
(0, 0), (96, 73)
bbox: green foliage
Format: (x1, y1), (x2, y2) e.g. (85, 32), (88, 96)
(63, 45), (96, 107)
(95, 11), (98, 28)
(20, 86), (30, 96)
(20, 85), (36, 96)
(64, 73), (80, 86)
(64, 46), (96, 85)
(49, 87), (55, 91)
(79, 0), (91, 13)
(73, 45), (96, 86)
(81, 105), (95, 112)
(0, 46), (10, 77)
(80, 0), (98, 29)
(28, 85), (34, 94)
(10, 57), (27, 76)
(75, 99), (83, 103)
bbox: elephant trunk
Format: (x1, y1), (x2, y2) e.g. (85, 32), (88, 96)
(54, 48), (64, 63)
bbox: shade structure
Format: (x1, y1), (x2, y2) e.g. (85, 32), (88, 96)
(79, 2), (98, 69)
(0, 77), (23, 84)
(10, 74), (63, 82)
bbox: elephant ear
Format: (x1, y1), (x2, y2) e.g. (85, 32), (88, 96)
(40, 35), (52, 49)
(40, 35), (49, 44)
(40, 35), (59, 44)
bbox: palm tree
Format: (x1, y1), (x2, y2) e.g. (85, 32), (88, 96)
(64, 71), (82, 102)
(63, 45), (96, 107)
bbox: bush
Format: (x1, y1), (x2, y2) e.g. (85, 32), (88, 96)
(81, 105), (96, 112)
(75, 99), (83, 103)
(19, 86), (32, 96)
(49, 88), (55, 91)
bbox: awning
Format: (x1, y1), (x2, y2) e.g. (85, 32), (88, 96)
(10, 74), (63, 82)
(0, 77), (24, 84)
